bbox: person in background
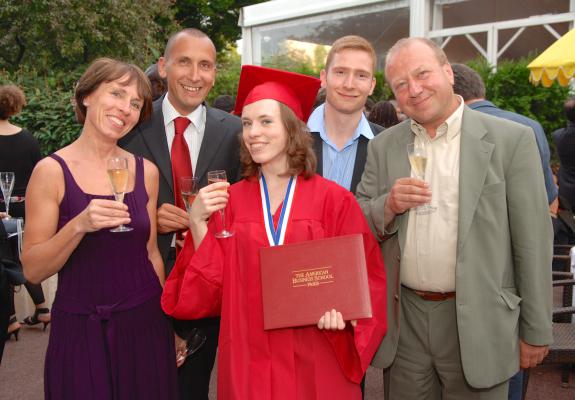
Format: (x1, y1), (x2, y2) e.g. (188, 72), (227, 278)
(368, 100), (400, 128)
(145, 63), (168, 101)
(0, 84), (50, 340)
(553, 96), (575, 212)
(358, 37), (552, 399)
(313, 87), (326, 110)
(120, 28), (241, 400)
(308, 35), (382, 194)
(389, 99), (407, 122)
(211, 94), (235, 113)
(21, 58), (177, 399)
(451, 63), (557, 209)
(0, 211), (16, 363)
(451, 61), (558, 400)
(162, 64), (387, 399)
(364, 97), (375, 118)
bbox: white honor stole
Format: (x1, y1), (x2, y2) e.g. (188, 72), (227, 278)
(259, 175), (296, 247)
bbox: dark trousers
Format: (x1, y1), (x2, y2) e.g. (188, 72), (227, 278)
(8, 281), (45, 315)
(0, 278), (11, 364)
(175, 317), (220, 400)
(167, 248), (219, 400)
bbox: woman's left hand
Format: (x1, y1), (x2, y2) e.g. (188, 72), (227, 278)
(317, 309), (357, 330)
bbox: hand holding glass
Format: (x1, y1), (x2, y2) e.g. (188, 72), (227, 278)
(107, 157), (133, 232)
(407, 142), (436, 215)
(176, 328), (207, 366)
(207, 170), (234, 238)
(0, 172), (15, 220)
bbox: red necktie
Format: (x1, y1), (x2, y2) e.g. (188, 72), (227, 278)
(171, 117), (193, 251)
(171, 117), (193, 211)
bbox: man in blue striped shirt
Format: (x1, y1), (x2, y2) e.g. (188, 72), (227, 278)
(308, 35), (383, 193)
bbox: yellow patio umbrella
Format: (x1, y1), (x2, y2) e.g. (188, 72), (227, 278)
(528, 28), (575, 87)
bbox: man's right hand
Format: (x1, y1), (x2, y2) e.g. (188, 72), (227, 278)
(385, 177), (432, 217)
(157, 203), (189, 234)
(175, 333), (188, 368)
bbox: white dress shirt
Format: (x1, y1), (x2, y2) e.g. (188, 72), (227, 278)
(401, 97), (464, 292)
(162, 94), (206, 172)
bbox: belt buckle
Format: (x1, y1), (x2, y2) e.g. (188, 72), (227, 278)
(414, 289), (455, 301)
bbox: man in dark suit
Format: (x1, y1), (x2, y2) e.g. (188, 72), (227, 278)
(553, 97), (575, 211)
(120, 28), (240, 400)
(307, 35), (382, 194)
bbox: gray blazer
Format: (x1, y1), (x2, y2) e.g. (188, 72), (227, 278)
(119, 96), (241, 270)
(356, 107), (553, 388)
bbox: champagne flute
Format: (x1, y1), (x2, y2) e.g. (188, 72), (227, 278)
(180, 177), (199, 215)
(107, 157), (133, 232)
(407, 142), (436, 215)
(0, 172), (15, 220)
(176, 328), (207, 366)
(207, 170), (234, 238)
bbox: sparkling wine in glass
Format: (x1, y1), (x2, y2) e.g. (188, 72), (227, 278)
(107, 157), (133, 232)
(180, 177), (199, 215)
(207, 170), (234, 238)
(0, 172), (15, 220)
(407, 142), (436, 215)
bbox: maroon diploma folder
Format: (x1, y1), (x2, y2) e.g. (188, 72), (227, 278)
(259, 234), (372, 330)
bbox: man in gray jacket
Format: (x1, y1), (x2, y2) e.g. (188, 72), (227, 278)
(357, 37), (552, 399)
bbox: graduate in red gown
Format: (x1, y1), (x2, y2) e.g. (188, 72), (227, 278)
(161, 65), (387, 400)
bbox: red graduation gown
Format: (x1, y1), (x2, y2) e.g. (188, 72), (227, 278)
(162, 174), (387, 400)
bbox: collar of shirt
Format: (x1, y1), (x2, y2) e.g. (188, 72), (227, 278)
(162, 94), (206, 134)
(467, 99), (497, 111)
(410, 95), (464, 143)
(307, 103), (374, 151)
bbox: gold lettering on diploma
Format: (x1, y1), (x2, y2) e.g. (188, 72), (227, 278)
(291, 266), (335, 288)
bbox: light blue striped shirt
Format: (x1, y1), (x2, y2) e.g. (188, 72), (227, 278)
(307, 104), (374, 191)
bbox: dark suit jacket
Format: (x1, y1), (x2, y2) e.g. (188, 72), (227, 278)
(553, 122), (575, 210)
(311, 121), (383, 193)
(119, 96), (241, 270)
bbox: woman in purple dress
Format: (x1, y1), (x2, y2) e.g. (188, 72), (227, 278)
(21, 58), (178, 399)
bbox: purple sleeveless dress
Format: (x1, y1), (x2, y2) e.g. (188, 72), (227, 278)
(45, 154), (178, 399)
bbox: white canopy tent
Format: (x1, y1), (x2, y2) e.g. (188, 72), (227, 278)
(239, 0), (575, 69)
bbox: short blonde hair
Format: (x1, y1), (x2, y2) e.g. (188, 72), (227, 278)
(325, 35), (376, 73)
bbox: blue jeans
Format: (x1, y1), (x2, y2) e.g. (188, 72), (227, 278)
(508, 370), (523, 400)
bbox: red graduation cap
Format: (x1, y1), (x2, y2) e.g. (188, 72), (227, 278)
(233, 65), (321, 122)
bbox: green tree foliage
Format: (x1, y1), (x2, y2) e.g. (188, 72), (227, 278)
(0, 0), (177, 73)
(0, 67), (80, 155)
(174, 0), (266, 52)
(209, 46), (242, 104)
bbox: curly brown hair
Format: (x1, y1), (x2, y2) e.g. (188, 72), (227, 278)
(0, 84), (26, 120)
(240, 102), (316, 179)
(74, 58), (152, 124)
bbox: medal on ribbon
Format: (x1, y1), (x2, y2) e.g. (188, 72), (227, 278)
(259, 175), (296, 246)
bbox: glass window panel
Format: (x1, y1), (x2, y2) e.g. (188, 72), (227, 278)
(255, 7), (409, 71)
